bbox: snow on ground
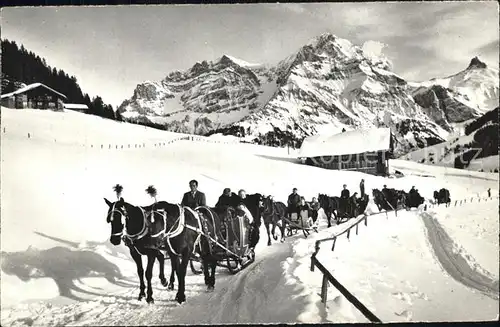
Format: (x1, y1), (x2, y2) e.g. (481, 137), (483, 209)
(1, 107), (498, 325)
(289, 202), (499, 322)
(467, 155), (499, 172)
(427, 197), (499, 278)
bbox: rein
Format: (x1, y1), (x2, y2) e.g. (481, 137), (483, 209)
(124, 206), (149, 241)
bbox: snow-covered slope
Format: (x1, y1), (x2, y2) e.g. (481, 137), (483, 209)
(1, 108), (498, 325)
(401, 107), (499, 171)
(118, 33), (499, 156)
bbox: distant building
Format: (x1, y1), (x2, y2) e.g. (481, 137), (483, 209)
(1, 83), (66, 110)
(64, 103), (89, 113)
(298, 127), (394, 175)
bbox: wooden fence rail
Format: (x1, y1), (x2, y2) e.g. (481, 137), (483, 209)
(310, 212), (383, 323)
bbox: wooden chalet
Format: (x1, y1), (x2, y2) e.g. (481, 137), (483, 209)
(298, 127), (394, 175)
(1, 83), (67, 110)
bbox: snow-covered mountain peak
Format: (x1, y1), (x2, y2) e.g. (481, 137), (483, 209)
(219, 54), (263, 68)
(118, 33), (498, 156)
(467, 56), (488, 70)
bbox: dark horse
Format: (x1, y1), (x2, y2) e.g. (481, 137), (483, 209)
(405, 191), (425, 209)
(104, 197), (175, 304)
(261, 196), (287, 244)
(342, 193), (370, 221)
(434, 188), (451, 207)
(372, 188), (405, 212)
(318, 194), (340, 226)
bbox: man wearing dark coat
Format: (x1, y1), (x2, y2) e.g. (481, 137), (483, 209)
(340, 184), (350, 216)
(181, 179), (206, 209)
(215, 188), (234, 208)
(359, 179), (365, 198)
(287, 188), (301, 219)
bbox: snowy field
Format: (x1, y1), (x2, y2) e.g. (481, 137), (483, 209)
(1, 108), (498, 325)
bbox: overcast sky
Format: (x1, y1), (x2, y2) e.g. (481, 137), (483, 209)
(1, 2), (499, 107)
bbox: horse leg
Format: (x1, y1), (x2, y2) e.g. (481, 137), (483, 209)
(129, 247), (146, 301)
(280, 218), (286, 242)
(332, 211), (339, 225)
(155, 251), (168, 287)
(202, 256), (210, 286)
(264, 221), (272, 246)
(145, 253), (156, 304)
(271, 218), (278, 241)
(175, 249), (190, 304)
(168, 255), (178, 291)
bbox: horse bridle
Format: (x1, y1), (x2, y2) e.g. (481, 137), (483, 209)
(108, 202), (148, 240)
(262, 198), (275, 216)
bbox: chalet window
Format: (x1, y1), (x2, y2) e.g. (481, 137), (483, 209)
(47, 95), (53, 101)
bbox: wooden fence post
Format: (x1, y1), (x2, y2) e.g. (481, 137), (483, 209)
(320, 274), (329, 304)
(356, 223), (359, 235)
(347, 229), (351, 240)
(364, 216), (368, 226)
(331, 237), (337, 251)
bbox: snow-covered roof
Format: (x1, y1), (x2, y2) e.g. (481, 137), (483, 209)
(64, 103), (89, 110)
(298, 127), (392, 158)
(1, 83), (67, 100)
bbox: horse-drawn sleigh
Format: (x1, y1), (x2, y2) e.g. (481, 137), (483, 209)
(188, 204), (256, 275)
(318, 193), (369, 227)
(260, 196), (318, 243)
(104, 185), (258, 304)
(282, 208), (318, 238)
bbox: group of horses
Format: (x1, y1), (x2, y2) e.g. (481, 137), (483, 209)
(318, 187), (451, 226)
(104, 184), (450, 305)
(318, 193), (371, 227)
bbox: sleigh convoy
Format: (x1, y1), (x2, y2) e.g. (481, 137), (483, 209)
(105, 184), (450, 304)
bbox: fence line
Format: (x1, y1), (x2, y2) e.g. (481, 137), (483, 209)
(8, 132), (242, 150)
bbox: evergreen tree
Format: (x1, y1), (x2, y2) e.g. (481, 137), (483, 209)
(1, 39), (116, 121)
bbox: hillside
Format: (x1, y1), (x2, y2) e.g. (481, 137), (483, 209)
(1, 39), (116, 120)
(1, 106), (498, 325)
(118, 34), (498, 156)
(401, 107), (499, 171)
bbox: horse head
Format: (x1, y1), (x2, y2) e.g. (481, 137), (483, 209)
(104, 197), (127, 246)
(318, 194), (327, 207)
(262, 196), (276, 215)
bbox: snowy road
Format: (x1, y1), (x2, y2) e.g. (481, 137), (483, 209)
(421, 212), (499, 300)
(155, 240), (309, 324)
(1, 235), (309, 326)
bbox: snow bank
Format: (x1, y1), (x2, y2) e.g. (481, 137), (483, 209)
(290, 209), (498, 322)
(428, 197), (499, 277)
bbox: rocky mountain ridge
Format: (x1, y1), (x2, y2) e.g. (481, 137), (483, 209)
(118, 33), (499, 156)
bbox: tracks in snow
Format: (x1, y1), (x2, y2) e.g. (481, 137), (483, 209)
(420, 212), (499, 301)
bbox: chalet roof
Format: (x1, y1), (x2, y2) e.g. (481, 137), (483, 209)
(0, 83), (67, 100)
(64, 103), (89, 110)
(298, 127), (392, 158)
